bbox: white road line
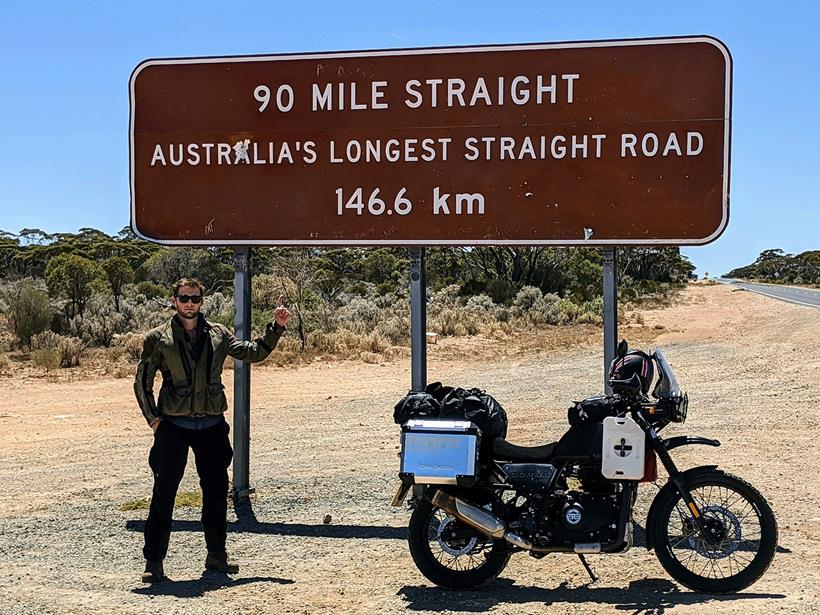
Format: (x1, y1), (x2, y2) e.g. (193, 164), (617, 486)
(740, 287), (820, 309)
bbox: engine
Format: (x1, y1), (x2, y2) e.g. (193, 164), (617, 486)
(505, 464), (622, 550)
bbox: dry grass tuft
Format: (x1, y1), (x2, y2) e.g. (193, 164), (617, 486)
(120, 490), (203, 512)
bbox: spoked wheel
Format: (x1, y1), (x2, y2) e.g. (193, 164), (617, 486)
(651, 469), (777, 593)
(408, 496), (511, 589)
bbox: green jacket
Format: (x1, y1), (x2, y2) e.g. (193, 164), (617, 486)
(134, 314), (285, 425)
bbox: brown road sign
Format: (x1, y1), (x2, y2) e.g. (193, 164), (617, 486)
(130, 36), (731, 246)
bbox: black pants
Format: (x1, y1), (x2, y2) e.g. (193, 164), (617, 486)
(143, 419), (233, 562)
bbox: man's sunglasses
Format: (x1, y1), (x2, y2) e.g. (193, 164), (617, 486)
(175, 294), (203, 304)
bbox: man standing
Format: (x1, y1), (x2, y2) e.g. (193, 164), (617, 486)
(134, 278), (290, 583)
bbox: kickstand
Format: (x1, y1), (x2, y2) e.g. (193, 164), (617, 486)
(577, 554), (598, 583)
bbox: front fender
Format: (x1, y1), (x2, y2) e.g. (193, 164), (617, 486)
(644, 465), (719, 550)
(663, 436), (720, 451)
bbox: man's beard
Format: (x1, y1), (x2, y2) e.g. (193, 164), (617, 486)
(177, 308), (199, 320)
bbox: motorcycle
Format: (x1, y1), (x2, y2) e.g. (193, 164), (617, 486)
(391, 341), (777, 593)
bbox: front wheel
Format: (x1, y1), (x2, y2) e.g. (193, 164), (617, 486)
(649, 469), (777, 593)
(408, 495), (511, 590)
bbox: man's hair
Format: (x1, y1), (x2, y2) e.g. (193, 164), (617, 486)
(171, 278), (206, 297)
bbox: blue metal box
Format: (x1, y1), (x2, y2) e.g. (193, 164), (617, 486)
(400, 419), (480, 485)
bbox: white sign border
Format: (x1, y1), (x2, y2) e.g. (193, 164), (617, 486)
(129, 35), (732, 247)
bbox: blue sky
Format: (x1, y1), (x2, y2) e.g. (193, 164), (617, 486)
(0, 1), (817, 276)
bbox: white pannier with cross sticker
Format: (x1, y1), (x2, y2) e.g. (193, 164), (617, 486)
(601, 416), (646, 480)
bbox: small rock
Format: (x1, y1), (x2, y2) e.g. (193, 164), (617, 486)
(323, 514), (332, 524)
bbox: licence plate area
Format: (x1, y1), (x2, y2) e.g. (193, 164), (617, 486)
(400, 420), (479, 485)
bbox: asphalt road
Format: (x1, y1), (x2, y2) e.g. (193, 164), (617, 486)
(718, 278), (820, 308)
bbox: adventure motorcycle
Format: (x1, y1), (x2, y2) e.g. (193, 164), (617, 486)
(391, 341), (777, 593)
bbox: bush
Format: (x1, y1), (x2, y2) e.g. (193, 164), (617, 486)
(430, 307), (482, 337)
(114, 332), (146, 362)
(68, 293), (130, 347)
(465, 294), (495, 314)
(1, 279), (53, 349)
(32, 331), (85, 367)
(341, 296), (381, 333)
(514, 286), (542, 311)
(32, 348), (61, 370)
(529, 293), (561, 325)
(134, 281), (168, 300)
(377, 315), (409, 345)
(555, 298), (581, 324)
(124, 294), (170, 331)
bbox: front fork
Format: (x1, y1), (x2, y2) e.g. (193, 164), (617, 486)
(639, 416), (708, 533)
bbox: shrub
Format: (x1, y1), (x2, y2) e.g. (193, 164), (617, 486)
(513, 286), (542, 311)
(429, 285), (461, 309)
(1, 279), (53, 349)
(555, 298), (581, 324)
(124, 294), (170, 331)
(134, 281), (168, 300)
(32, 348), (60, 371)
(377, 315), (409, 345)
(115, 332), (146, 362)
(465, 294), (495, 314)
(68, 293), (129, 347)
(202, 291), (234, 319)
(529, 293), (561, 325)
(341, 296), (381, 333)
(430, 308), (481, 337)
(31, 331), (85, 367)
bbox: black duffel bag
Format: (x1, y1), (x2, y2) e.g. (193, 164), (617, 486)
(567, 394), (623, 426)
(433, 383), (508, 442)
(393, 392), (441, 425)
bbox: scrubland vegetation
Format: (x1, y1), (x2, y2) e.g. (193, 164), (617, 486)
(0, 227), (695, 376)
(726, 248), (820, 286)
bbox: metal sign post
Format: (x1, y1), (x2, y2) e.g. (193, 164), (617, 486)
(602, 248), (618, 394)
(233, 247), (253, 502)
(409, 248), (427, 392)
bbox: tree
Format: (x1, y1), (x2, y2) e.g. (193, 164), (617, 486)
(45, 254), (105, 319)
(267, 248), (321, 351)
(1, 279), (53, 349)
(145, 247), (233, 293)
(102, 256), (134, 311)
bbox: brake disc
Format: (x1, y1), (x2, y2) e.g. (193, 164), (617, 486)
(686, 505), (742, 559)
(435, 516), (479, 557)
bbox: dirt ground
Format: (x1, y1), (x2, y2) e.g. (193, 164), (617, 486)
(0, 282), (818, 614)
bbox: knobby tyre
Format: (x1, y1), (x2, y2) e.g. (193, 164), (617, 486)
(408, 496), (511, 590)
(650, 469), (777, 593)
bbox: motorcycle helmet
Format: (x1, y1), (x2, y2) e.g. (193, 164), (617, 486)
(609, 350), (655, 394)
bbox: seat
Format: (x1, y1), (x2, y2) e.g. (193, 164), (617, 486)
(491, 438), (557, 462)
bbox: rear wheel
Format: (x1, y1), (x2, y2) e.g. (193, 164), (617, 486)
(650, 469), (777, 593)
(408, 496), (511, 589)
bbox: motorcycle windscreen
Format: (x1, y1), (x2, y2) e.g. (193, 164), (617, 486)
(652, 347), (681, 399)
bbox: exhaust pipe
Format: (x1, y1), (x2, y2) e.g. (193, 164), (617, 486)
(431, 491), (533, 550)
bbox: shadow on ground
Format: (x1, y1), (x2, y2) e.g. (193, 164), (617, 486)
(126, 514), (792, 553)
(126, 500), (407, 539)
(125, 518), (406, 540)
(132, 571), (294, 598)
(397, 578), (786, 614)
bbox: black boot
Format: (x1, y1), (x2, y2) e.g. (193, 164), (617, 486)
(141, 560), (165, 583)
(205, 552), (239, 574)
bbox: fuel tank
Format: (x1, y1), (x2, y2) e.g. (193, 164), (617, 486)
(553, 422), (603, 463)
